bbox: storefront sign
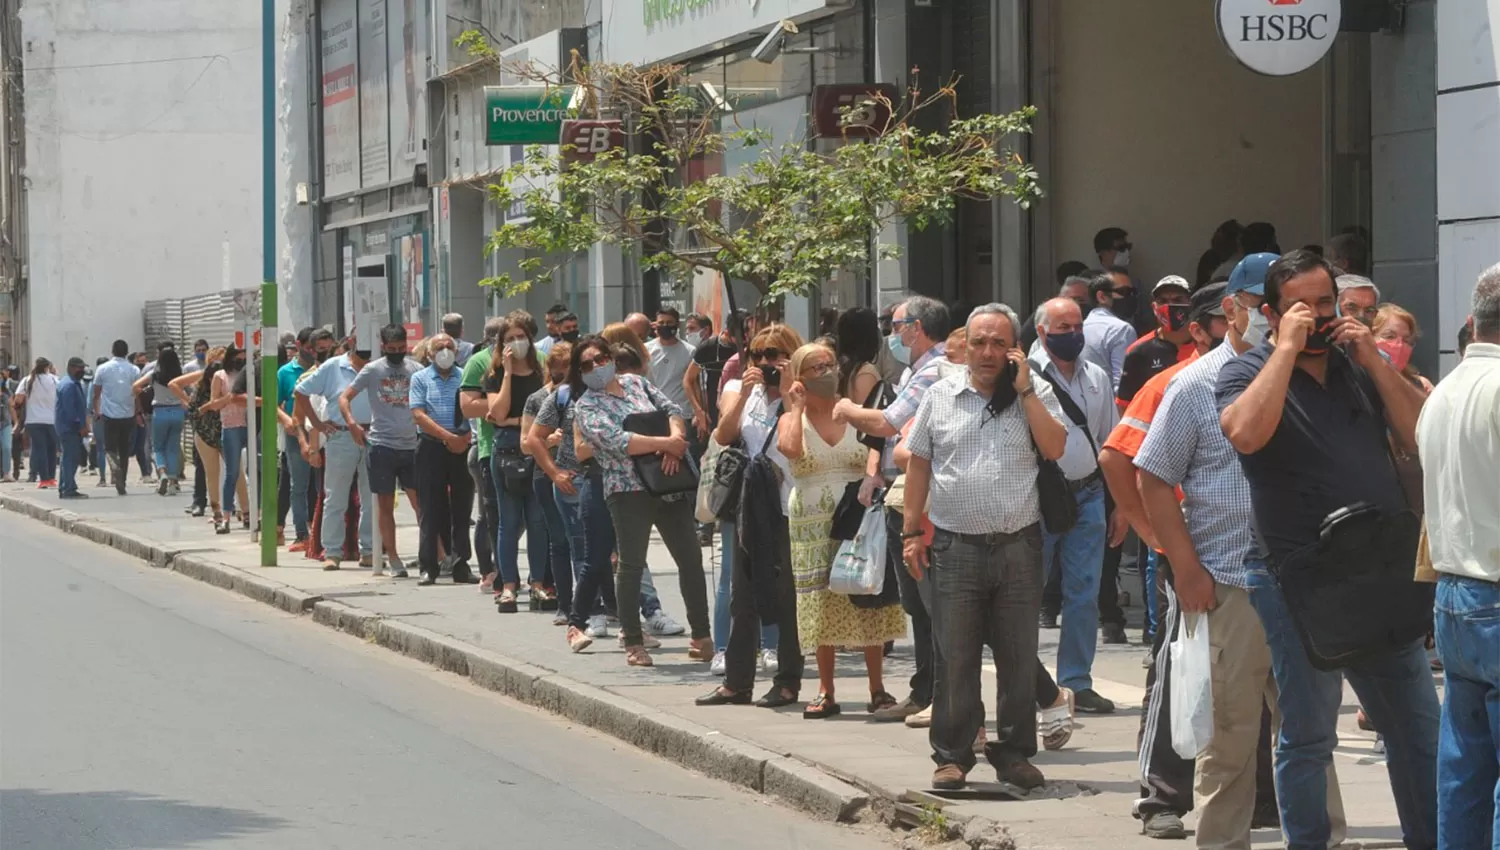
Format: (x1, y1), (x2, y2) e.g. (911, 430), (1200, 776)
(1216, 0), (1340, 77)
(601, 0), (836, 66)
(560, 120), (627, 162)
(484, 87), (576, 146)
(812, 84), (898, 138)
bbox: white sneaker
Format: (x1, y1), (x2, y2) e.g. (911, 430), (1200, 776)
(645, 611), (686, 636)
(585, 615), (610, 639)
(710, 650), (727, 675)
(760, 649), (779, 673)
(905, 704), (933, 729)
(619, 632), (661, 649)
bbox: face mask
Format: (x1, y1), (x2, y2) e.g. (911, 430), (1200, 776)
(385, 351), (406, 366)
(582, 362), (616, 391)
(1207, 334), (1227, 351)
(1301, 314), (1338, 356)
(760, 364), (781, 387)
(887, 332), (911, 366)
(1114, 249), (1131, 268)
(1243, 308), (1270, 347)
(1154, 303), (1191, 333)
(227, 359), (243, 372)
(549, 372), (566, 385)
(562, 330), (580, 343)
(1109, 294), (1137, 321)
(354, 350), (371, 361)
(316, 350), (332, 363)
(1377, 339), (1413, 372)
(804, 372), (838, 399)
(1072, 298), (1092, 317)
(657, 325), (678, 341)
(433, 349), (456, 370)
(508, 339), (530, 359)
(195, 352), (206, 364)
(1043, 330), (1086, 363)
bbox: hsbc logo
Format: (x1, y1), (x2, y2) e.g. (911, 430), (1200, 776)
(1216, 0), (1340, 76)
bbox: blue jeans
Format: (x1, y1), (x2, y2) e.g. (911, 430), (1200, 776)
(491, 429), (541, 587)
(25, 423), (58, 481)
(557, 471), (617, 626)
(1041, 482), (1108, 691)
(1247, 567), (1440, 850)
(1143, 549), (1159, 642)
(221, 426), (247, 514)
(0, 423), (11, 477)
(1434, 574), (1500, 850)
(151, 406), (185, 479)
(281, 431), (311, 538)
(531, 474), (573, 613)
(714, 520), (778, 653)
(320, 430), (372, 560)
(58, 430), (83, 495)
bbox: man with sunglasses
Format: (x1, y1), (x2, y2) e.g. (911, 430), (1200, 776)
(1082, 269), (1140, 393)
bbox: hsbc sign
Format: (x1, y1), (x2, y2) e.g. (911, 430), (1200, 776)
(1216, 0), (1340, 77)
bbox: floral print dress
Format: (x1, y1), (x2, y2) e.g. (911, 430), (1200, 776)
(788, 413), (907, 649)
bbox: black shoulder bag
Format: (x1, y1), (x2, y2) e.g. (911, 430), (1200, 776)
(623, 400), (700, 499)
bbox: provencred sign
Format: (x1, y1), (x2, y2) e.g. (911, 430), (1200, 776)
(485, 87), (577, 146)
(1216, 0), (1340, 77)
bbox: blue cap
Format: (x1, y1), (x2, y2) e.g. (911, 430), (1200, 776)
(1227, 252), (1278, 296)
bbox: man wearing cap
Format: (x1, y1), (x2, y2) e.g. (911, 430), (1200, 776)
(1117, 276), (1196, 407)
(1335, 273), (1381, 327)
(1028, 297), (1120, 715)
(55, 357), (91, 500)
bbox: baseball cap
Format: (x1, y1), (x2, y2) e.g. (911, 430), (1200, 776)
(1190, 282), (1228, 324)
(1227, 252), (1278, 296)
(1153, 275), (1191, 296)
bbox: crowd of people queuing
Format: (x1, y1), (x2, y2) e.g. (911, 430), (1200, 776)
(5, 222), (1498, 849)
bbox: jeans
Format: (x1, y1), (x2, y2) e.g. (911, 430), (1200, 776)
(1042, 482), (1108, 692)
(221, 427), (247, 514)
(320, 430), (372, 560)
(559, 469), (618, 628)
(58, 430), (83, 495)
(415, 437), (474, 575)
(24, 423), (58, 481)
(279, 431), (312, 539)
(1433, 574), (1500, 850)
(605, 490), (711, 648)
(150, 406), (185, 480)
(1247, 567), (1439, 850)
(0, 423), (10, 477)
(927, 524), (1044, 771)
(887, 507), (939, 707)
(531, 475), (572, 613)
(723, 514), (803, 693)
(714, 520), (778, 653)
(1143, 549), (1159, 642)
(490, 428), (538, 587)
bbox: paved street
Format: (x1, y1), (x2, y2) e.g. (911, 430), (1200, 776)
(0, 511), (892, 850)
(0, 481), (1415, 848)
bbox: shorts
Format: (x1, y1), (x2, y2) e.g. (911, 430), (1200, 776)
(367, 443), (417, 495)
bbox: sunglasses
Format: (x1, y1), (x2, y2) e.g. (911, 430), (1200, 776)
(578, 353), (613, 373)
(749, 347), (784, 361)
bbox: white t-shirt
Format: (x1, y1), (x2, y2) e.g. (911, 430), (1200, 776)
(724, 379), (793, 515)
(646, 337), (696, 412)
(20, 373), (59, 425)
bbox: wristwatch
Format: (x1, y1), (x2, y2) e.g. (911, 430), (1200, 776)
(900, 530), (924, 540)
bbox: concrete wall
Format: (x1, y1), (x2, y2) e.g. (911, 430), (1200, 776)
(1436, 0), (1500, 371)
(19, 0), (290, 359)
(1040, 0), (1324, 291)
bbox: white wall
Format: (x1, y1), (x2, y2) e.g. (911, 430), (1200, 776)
(1042, 0), (1325, 290)
(1436, 0), (1500, 370)
(19, 0), (293, 359)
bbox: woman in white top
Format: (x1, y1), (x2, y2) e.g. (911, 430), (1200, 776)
(696, 323), (807, 709)
(15, 358), (60, 486)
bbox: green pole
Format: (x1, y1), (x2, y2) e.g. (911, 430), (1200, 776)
(259, 0), (278, 567)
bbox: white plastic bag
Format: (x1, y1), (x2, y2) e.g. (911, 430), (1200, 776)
(1169, 611), (1214, 760)
(694, 438), (725, 524)
(828, 505), (887, 596)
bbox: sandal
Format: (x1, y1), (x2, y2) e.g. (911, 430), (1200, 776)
(496, 588), (518, 614)
(803, 693), (841, 719)
(687, 637), (715, 661)
(625, 646), (654, 667)
(866, 690), (899, 714)
(1040, 687), (1074, 751)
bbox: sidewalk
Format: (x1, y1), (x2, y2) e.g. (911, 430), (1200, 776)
(0, 478), (1412, 849)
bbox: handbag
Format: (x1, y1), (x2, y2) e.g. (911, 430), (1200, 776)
(622, 408), (700, 498)
(828, 503), (888, 596)
(1033, 440), (1078, 533)
(709, 398), (783, 520)
(856, 379), (893, 453)
(829, 480), (868, 541)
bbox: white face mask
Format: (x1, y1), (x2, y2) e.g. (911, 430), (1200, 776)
(1113, 249), (1131, 269)
(1243, 306), (1270, 347)
(508, 338), (530, 359)
(433, 349), (456, 370)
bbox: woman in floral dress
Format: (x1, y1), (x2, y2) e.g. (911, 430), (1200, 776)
(778, 342), (905, 719)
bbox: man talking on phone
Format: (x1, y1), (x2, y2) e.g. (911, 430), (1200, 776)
(1215, 249), (1437, 850)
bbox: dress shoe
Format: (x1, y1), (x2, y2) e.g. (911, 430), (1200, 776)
(994, 758), (1045, 791)
(417, 571), (438, 587)
(754, 686), (799, 708)
(695, 687), (751, 706)
(1073, 688), (1116, 714)
(1101, 622), (1129, 644)
(932, 764), (967, 790)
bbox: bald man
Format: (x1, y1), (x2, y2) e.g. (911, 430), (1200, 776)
(624, 312), (652, 342)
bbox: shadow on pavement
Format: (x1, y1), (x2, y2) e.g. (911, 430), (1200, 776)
(0, 788), (288, 849)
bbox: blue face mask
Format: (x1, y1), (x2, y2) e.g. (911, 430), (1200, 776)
(582, 362), (616, 391)
(1043, 330), (1086, 363)
(886, 331), (911, 366)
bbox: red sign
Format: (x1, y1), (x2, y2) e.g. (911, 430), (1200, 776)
(812, 84), (899, 139)
(233, 330), (262, 350)
(559, 119), (626, 163)
(403, 322), (424, 341)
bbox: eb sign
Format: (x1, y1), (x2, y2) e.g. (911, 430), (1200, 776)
(560, 120), (626, 163)
(1216, 0), (1340, 76)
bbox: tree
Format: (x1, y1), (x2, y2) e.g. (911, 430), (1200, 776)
(463, 34), (1042, 304)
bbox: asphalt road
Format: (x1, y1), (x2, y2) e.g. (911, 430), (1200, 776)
(0, 512), (891, 850)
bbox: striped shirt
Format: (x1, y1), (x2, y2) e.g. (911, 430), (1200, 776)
(409, 364), (468, 434)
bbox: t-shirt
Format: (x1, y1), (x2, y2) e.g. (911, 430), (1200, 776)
(1214, 343), (1403, 563)
(718, 352), (745, 395)
(349, 356), (421, 451)
(723, 379), (792, 514)
(276, 359), (309, 415)
(534, 386), (583, 474)
(524, 386), (554, 479)
(19, 373), (59, 425)
(460, 346), (495, 459)
(691, 338), (737, 424)
(646, 337), (695, 411)
(484, 367), (544, 425)
(1117, 331), (1195, 405)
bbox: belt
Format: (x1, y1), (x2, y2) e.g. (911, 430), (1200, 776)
(1066, 470), (1103, 494)
(326, 423), (370, 431)
(943, 523), (1040, 547)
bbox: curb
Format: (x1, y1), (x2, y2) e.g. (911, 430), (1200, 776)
(0, 494), (889, 828)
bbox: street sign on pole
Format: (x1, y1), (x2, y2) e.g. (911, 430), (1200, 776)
(484, 86), (576, 145)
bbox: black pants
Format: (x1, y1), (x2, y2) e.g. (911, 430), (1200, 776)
(102, 417), (134, 489)
(470, 449), (497, 576)
(886, 507), (939, 707)
(723, 513), (803, 694)
(191, 443), (207, 508)
(415, 437), (474, 575)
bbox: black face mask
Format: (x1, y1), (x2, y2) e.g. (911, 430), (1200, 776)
(316, 350), (332, 363)
(986, 361), (1019, 419)
(1207, 334), (1226, 351)
(562, 330), (580, 343)
(1302, 315), (1338, 356)
(384, 351), (406, 366)
(657, 325), (678, 340)
(759, 364), (780, 387)
(226, 358), (244, 372)
(353, 350), (371, 361)
(1110, 294), (1138, 321)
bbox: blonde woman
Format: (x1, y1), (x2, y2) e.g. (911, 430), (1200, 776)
(1372, 304), (1435, 394)
(779, 342), (905, 719)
